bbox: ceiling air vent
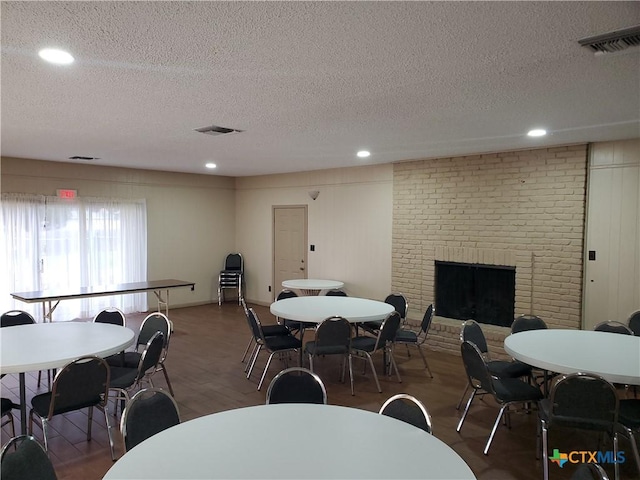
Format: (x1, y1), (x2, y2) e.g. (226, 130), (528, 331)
(578, 25), (640, 55)
(194, 124), (243, 136)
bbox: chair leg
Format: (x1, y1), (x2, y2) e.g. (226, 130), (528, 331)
(161, 365), (175, 397)
(416, 345), (433, 378)
(245, 343), (259, 374)
(456, 382), (470, 410)
(542, 423), (549, 480)
(348, 354), (355, 396)
(364, 353), (381, 393)
(101, 405), (116, 461)
(456, 389), (477, 432)
(484, 404), (509, 455)
(247, 345), (262, 379)
(257, 352), (276, 391)
(240, 336), (254, 363)
(87, 405), (93, 441)
(388, 350), (402, 383)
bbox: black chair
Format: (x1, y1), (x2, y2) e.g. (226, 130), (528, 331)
(627, 311), (640, 336)
(511, 314), (550, 388)
(265, 367), (327, 404)
(0, 310), (36, 328)
(511, 314), (547, 334)
(394, 304), (434, 377)
(538, 373), (620, 480)
(109, 331), (165, 417)
(457, 341), (542, 455)
(275, 289), (313, 336)
(594, 320), (634, 335)
(120, 387), (180, 452)
(106, 312), (174, 396)
(456, 319), (532, 409)
(218, 252), (244, 305)
(617, 398), (640, 477)
(0, 435), (57, 480)
(361, 292), (407, 334)
(570, 463), (610, 480)
(29, 355), (116, 460)
(240, 298), (291, 365)
(93, 307), (126, 326)
(351, 311), (402, 393)
(379, 393), (433, 434)
(1, 397), (19, 438)
(304, 316), (354, 395)
(0, 310), (48, 386)
(245, 308), (301, 391)
(325, 289), (347, 296)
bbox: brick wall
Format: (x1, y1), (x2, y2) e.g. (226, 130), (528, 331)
(392, 145), (588, 358)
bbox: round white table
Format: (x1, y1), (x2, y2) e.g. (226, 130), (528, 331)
(0, 322), (135, 433)
(270, 296), (394, 324)
(504, 329), (640, 386)
(281, 278), (344, 296)
(103, 403), (476, 479)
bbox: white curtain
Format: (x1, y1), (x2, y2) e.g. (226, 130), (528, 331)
(1, 193), (147, 320)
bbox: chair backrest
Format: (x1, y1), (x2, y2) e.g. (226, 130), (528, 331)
(277, 289), (298, 300)
(93, 307), (126, 326)
(547, 373), (619, 434)
(1, 310), (36, 327)
(511, 314), (547, 334)
(46, 356), (110, 419)
(247, 308), (266, 343)
(460, 319), (489, 356)
(374, 311), (402, 350)
(570, 463), (610, 480)
(325, 289), (347, 297)
(265, 367), (327, 404)
(628, 310), (640, 336)
(384, 293), (408, 320)
(136, 312), (171, 350)
(419, 304), (434, 336)
(224, 253), (243, 272)
(121, 387), (180, 452)
(313, 316), (351, 351)
(135, 331), (166, 384)
(379, 393), (433, 434)
(593, 320), (633, 335)
(0, 435), (58, 480)
(460, 340), (495, 395)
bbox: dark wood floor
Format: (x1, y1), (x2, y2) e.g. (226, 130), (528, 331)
(1, 302), (637, 479)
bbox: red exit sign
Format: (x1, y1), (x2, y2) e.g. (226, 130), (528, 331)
(57, 189), (77, 199)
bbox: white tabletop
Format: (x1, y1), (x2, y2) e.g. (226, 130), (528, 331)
(270, 296), (394, 324)
(504, 329), (640, 386)
(281, 279), (344, 294)
(103, 403), (476, 479)
(0, 322), (135, 374)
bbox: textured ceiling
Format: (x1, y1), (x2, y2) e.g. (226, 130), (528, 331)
(1, 1), (639, 177)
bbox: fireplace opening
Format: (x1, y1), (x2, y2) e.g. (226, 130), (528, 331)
(435, 261), (515, 327)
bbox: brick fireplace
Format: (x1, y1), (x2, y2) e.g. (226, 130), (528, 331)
(391, 145), (588, 358)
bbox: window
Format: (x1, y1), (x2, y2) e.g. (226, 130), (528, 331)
(1, 194), (147, 320)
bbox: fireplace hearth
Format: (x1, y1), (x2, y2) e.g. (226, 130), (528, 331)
(435, 261), (515, 327)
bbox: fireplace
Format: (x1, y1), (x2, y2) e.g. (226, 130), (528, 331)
(435, 261), (515, 327)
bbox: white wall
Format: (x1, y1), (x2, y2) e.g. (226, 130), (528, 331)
(1, 157), (236, 310)
(235, 164), (393, 305)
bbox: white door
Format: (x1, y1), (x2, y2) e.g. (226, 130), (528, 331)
(273, 206), (307, 299)
(583, 140), (640, 330)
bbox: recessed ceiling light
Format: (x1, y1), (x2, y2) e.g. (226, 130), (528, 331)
(357, 150), (371, 158)
(205, 162), (217, 169)
(527, 129), (547, 137)
(38, 48), (74, 65)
